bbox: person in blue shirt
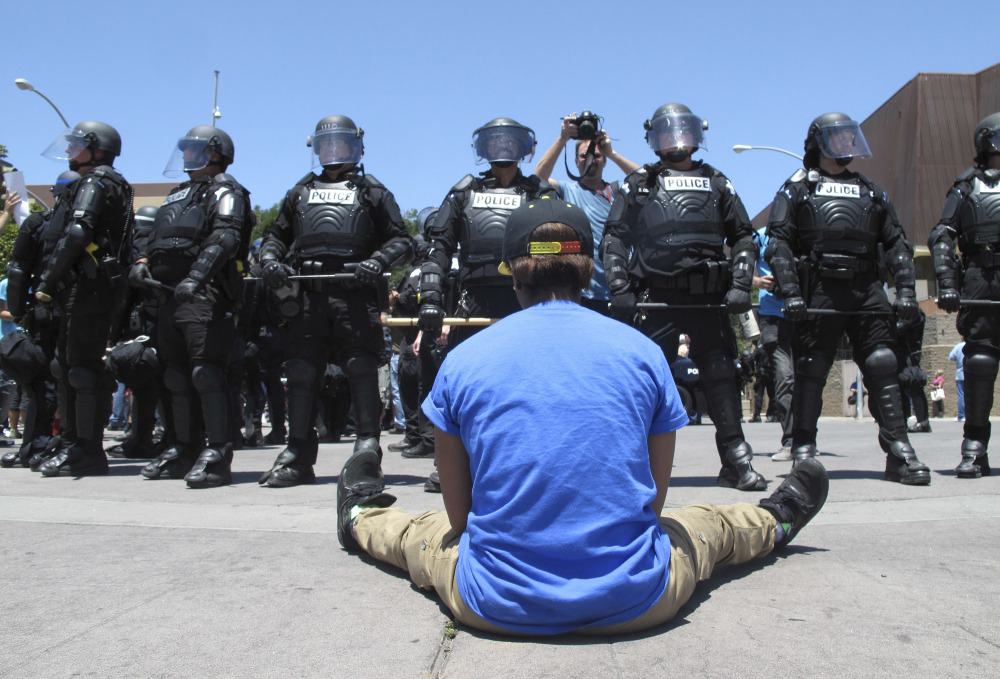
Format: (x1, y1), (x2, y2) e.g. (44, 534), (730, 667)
(949, 340), (966, 421)
(336, 198), (828, 635)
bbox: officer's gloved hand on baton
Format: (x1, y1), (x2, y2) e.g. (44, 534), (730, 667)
(261, 260), (292, 289)
(782, 296), (807, 321)
(128, 261), (155, 289)
(355, 258), (384, 286)
(936, 286), (961, 313)
(418, 303), (445, 335)
(609, 290), (638, 321)
(174, 277), (201, 303)
(724, 286), (753, 314)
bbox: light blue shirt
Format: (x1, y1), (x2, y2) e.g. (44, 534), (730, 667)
(949, 341), (966, 381)
(555, 180), (616, 301)
(754, 227), (784, 318)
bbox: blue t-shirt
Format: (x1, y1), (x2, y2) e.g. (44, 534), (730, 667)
(555, 181), (616, 301)
(423, 301), (689, 634)
(950, 341), (966, 380)
(0, 279), (14, 336)
(754, 227), (783, 318)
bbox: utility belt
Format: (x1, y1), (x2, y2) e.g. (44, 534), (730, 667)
(811, 253), (877, 280)
(962, 245), (1000, 269)
(646, 261), (731, 295)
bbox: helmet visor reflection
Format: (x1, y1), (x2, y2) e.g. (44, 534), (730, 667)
(817, 121), (871, 159)
(311, 130), (363, 168)
(645, 113), (706, 153)
(163, 138), (211, 178)
(473, 127), (535, 164)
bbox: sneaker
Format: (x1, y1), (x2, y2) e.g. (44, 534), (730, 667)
(758, 457), (829, 548)
(771, 446), (793, 462)
(336, 448), (396, 551)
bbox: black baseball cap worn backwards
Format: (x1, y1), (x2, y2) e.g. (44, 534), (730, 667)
(499, 197), (593, 275)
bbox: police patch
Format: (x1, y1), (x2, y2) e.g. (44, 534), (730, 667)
(816, 182), (860, 198)
(162, 187), (191, 205)
(659, 176), (711, 192)
(308, 188), (356, 204)
(975, 178), (1000, 194)
(471, 192), (521, 209)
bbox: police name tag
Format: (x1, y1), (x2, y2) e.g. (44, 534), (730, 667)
(471, 192), (521, 209)
(308, 188), (356, 204)
(816, 182), (860, 198)
(162, 187), (190, 205)
(976, 178), (1000, 194)
(660, 176), (711, 192)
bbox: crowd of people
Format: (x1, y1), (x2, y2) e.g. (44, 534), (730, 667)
(0, 105), (996, 503)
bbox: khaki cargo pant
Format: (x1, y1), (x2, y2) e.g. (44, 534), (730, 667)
(352, 502), (777, 636)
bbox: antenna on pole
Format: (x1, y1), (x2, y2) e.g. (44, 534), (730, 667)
(211, 70), (221, 127)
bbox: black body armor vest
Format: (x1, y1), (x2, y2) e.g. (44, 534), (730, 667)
(957, 175), (1000, 252)
(289, 179), (375, 263)
(795, 176), (880, 258)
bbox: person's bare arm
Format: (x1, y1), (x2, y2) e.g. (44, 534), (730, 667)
(534, 114), (578, 187)
(436, 427), (473, 533)
(648, 431), (676, 516)
(599, 132), (639, 175)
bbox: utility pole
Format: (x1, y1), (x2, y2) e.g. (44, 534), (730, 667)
(211, 70), (221, 127)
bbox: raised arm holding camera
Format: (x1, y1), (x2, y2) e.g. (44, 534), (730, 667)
(534, 111), (639, 313)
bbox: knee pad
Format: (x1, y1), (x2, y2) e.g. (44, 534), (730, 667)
(163, 365), (189, 393)
(699, 353), (734, 383)
(796, 354), (832, 380)
(191, 363), (227, 394)
(965, 352), (999, 381)
(67, 366), (98, 390)
(344, 351), (378, 380)
(285, 358), (319, 390)
(862, 347), (897, 379)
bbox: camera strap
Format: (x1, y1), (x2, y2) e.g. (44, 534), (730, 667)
(564, 138), (599, 181)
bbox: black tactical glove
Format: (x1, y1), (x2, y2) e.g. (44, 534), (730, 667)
(724, 287), (752, 314)
(261, 261), (291, 290)
(936, 286), (961, 313)
(128, 261), (155, 289)
(782, 296), (807, 321)
(418, 303), (444, 335)
(609, 291), (638, 323)
(174, 278), (200, 303)
(893, 288), (919, 321)
(355, 258), (383, 286)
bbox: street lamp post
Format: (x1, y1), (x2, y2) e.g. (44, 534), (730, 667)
(14, 78), (70, 128)
(211, 70), (221, 127)
(732, 144), (803, 161)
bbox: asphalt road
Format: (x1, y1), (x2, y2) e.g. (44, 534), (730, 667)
(1, 417), (997, 678)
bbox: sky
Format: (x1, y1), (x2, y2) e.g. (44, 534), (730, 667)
(3, 0), (995, 220)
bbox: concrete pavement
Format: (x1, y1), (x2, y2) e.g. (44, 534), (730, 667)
(1, 417), (997, 678)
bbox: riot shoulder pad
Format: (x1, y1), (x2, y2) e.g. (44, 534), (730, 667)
(294, 172), (320, 188)
(449, 174), (477, 194)
(358, 173), (387, 191)
(787, 169), (807, 184)
(956, 166), (978, 185)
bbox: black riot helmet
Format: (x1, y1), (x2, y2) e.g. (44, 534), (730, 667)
(309, 115), (364, 169)
(42, 121), (121, 165)
(973, 113), (1000, 166)
(803, 112), (871, 169)
(644, 103), (708, 160)
(133, 205), (159, 227)
(416, 206), (438, 235)
(472, 118), (536, 166)
(164, 126), (235, 177)
(51, 170), (81, 198)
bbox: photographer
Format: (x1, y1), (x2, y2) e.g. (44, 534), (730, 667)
(534, 111), (639, 313)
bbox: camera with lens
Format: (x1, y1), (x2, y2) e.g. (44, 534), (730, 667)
(569, 110), (601, 140)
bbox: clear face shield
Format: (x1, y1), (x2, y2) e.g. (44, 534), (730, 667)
(816, 120), (871, 160)
(645, 113), (706, 154)
(311, 130), (363, 169)
(473, 127), (535, 165)
(41, 128), (92, 162)
(163, 137), (213, 178)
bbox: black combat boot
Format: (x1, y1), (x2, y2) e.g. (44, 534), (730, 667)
(956, 439), (991, 479)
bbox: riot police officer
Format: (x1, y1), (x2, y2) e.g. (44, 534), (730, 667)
(601, 103), (766, 491)
(258, 115), (411, 488)
(106, 205), (163, 460)
(0, 170), (79, 469)
(33, 122), (133, 477)
(418, 117), (555, 492)
(132, 126), (253, 488)
(766, 112), (930, 485)
(928, 112), (1000, 478)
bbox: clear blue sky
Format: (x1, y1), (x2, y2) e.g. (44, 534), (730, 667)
(3, 0), (994, 219)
